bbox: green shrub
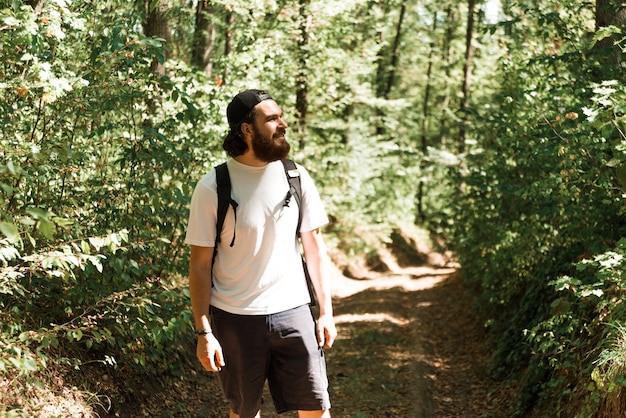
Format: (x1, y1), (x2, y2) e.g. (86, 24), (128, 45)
(449, 2), (626, 415)
(0, 3), (212, 406)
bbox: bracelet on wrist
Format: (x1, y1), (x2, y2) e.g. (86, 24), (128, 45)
(196, 329), (213, 336)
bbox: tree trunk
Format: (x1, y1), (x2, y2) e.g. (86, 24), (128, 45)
(595, 0), (626, 67)
(375, 0), (407, 136)
(374, 31), (388, 137)
(222, 9), (234, 84)
(439, 4), (458, 147)
(416, 14), (438, 225)
(192, 1), (216, 76)
(295, 0), (311, 147)
(378, 0), (406, 100)
(384, 0), (406, 99)
(458, 0), (476, 154)
(142, 0), (172, 75)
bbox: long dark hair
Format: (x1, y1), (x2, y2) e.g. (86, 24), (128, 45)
(222, 108), (257, 157)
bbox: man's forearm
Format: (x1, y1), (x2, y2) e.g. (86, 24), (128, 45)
(309, 254), (333, 316)
(189, 269), (212, 330)
(188, 246), (215, 331)
(301, 229), (333, 316)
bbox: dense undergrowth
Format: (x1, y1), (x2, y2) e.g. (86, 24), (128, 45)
(450, 3), (626, 417)
(0, 3), (218, 416)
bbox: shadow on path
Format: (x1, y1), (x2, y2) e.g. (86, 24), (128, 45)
(319, 264), (504, 418)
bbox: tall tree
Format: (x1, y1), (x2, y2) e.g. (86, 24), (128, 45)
(416, 13), (438, 224)
(595, 0), (626, 67)
(141, 0), (172, 75)
(375, 0), (407, 100)
(295, 0), (311, 146)
(440, 4), (458, 146)
(458, 0), (476, 153)
(374, 0), (407, 136)
(222, 6), (234, 84)
(383, 0), (406, 99)
(192, 0), (216, 76)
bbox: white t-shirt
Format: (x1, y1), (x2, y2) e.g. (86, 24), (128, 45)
(185, 159), (329, 315)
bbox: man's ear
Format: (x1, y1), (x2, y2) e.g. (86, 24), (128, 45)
(241, 122), (252, 136)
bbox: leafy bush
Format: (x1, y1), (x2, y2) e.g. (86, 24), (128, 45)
(0, 4), (216, 412)
(449, 2), (626, 415)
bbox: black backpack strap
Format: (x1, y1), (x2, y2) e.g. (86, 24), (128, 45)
(280, 159), (316, 306)
(281, 159), (303, 236)
(214, 163), (238, 266)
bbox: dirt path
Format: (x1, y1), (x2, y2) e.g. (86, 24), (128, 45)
(321, 260), (509, 418)
(111, 251), (512, 417)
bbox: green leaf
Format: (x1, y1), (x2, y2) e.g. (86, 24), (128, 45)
(80, 240), (91, 254)
(37, 218), (56, 240)
(551, 298), (571, 315)
(89, 237), (106, 251)
(26, 208), (46, 219)
(6, 161), (17, 174)
(22, 358), (38, 372)
(0, 222), (19, 242)
(591, 25), (623, 47)
(91, 257), (103, 273)
(606, 158), (623, 168)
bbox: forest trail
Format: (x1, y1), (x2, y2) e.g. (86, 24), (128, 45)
(116, 243), (514, 417)
(318, 248), (510, 418)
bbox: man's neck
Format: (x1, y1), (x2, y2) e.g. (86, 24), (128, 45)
(234, 153), (268, 167)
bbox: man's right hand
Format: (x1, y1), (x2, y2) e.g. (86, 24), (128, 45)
(196, 333), (225, 372)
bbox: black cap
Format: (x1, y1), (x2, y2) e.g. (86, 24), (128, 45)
(226, 89), (273, 128)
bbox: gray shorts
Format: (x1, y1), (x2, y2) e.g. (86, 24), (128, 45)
(210, 304), (331, 418)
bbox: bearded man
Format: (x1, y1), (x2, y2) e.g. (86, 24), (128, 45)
(185, 89), (336, 418)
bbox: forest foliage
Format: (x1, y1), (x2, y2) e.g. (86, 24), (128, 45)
(0, 0), (625, 416)
(452, 1), (626, 416)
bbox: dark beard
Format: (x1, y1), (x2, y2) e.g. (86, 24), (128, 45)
(251, 126), (290, 162)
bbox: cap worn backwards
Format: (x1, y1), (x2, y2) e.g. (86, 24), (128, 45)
(226, 89), (273, 128)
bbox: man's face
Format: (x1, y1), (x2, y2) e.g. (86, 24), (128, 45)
(248, 100), (290, 163)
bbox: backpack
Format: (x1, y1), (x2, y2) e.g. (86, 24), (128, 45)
(213, 159), (316, 305)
